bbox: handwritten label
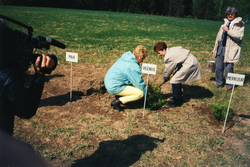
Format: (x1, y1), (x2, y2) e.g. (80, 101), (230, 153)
(66, 52), (78, 62)
(226, 73), (245, 86)
(142, 63), (157, 75)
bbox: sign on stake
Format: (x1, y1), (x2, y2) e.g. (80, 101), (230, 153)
(141, 63), (157, 118)
(222, 73), (245, 133)
(66, 52), (78, 102)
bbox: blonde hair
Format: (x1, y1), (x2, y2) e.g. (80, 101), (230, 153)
(133, 45), (148, 58)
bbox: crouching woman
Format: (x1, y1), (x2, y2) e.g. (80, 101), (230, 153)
(104, 45), (148, 111)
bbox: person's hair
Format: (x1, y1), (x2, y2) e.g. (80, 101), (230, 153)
(225, 6), (238, 17)
(153, 41), (167, 52)
(133, 45), (148, 58)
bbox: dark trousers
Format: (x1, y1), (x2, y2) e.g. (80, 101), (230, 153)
(172, 83), (182, 100)
(216, 47), (234, 89)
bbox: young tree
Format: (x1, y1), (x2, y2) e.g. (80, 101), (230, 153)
(192, 0), (205, 19)
(162, 0), (184, 17)
(213, 0), (224, 20)
(174, 0), (184, 17)
(161, 0), (174, 16)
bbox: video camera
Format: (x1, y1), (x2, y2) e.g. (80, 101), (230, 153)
(0, 14), (66, 73)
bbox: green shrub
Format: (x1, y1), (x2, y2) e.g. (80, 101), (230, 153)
(210, 95), (234, 124)
(146, 84), (166, 110)
(186, 15), (193, 19)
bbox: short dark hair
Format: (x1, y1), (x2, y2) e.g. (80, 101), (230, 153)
(225, 6), (238, 17)
(152, 41), (167, 52)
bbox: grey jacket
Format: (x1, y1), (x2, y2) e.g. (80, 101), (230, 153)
(164, 46), (202, 84)
(212, 17), (245, 63)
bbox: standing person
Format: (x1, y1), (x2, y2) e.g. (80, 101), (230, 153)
(211, 6), (245, 92)
(153, 41), (202, 107)
(0, 18), (58, 136)
(104, 45), (148, 111)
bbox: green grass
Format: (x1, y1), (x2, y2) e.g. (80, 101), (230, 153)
(1, 6), (250, 167)
(1, 6), (249, 70)
(1, 5), (237, 69)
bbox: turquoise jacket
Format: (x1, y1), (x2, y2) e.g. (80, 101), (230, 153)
(104, 51), (146, 95)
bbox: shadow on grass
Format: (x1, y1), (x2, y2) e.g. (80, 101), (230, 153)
(121, 85), (213, 110)
(96, 84), (214, 111)
(209, 77), (216, 81)
(119, 98), (144, 110)
(243, 73), (250, 84)
(39, 91), (82, 107)
(71, 135), (165, 167)
(222, 114), (245, 133)
(238, 114), (250, 119)
(44, 74), (65, 82)
(182, 85), (214, 102)
(39, 88), (105, 107)
(213, 112), (248, 133)
(123, 95), (171, 111)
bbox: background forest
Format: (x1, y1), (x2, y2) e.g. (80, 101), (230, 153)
(1, 0), (250, 21)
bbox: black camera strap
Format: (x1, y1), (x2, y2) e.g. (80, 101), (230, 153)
(0, 14), (33, 35)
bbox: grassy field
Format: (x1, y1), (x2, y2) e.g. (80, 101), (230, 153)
(1, 6), (249, 69)
(1, 6), (250, 166)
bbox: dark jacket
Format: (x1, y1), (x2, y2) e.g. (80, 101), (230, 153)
(0, 18), (57, 136)
(0, 66), (45, 135)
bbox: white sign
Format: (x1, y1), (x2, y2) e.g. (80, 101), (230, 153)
(141, 63), (157, 118)
(222, 72), (245, 134)
(142, 63), (157, 75)
(66, 52), (78, 62)
(226, 73), (245, 86)
(66, 52), (78, 102)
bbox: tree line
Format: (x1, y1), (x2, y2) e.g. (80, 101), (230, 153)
(1, 0), (249, 21)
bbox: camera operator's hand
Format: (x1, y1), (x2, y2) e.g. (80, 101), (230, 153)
(34, 54), (55, 75)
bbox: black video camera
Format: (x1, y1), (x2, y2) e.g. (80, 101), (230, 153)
(0, 14), (66, 73)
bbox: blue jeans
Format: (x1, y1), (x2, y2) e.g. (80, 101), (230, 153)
(215, 47), (234, 89)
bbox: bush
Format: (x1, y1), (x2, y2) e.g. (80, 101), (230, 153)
(210, 96), (234, 124)
(186, 15), (193, 19)
(146, 84), (166, 110)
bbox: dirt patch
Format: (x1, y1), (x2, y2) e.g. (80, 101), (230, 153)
(197, 104), (222, 127)
(40, 64), (116, 117)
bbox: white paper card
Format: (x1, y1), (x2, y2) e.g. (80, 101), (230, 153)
(66, 52), (78, 62)
(226, 73), (245, 86)
(142, 63), (157, 75)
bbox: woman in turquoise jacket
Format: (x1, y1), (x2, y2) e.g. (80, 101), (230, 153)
(104, 45), (148, 111)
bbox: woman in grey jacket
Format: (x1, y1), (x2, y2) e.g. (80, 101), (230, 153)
(153, 41), (202, 107)
(211, 6), (245, 92)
